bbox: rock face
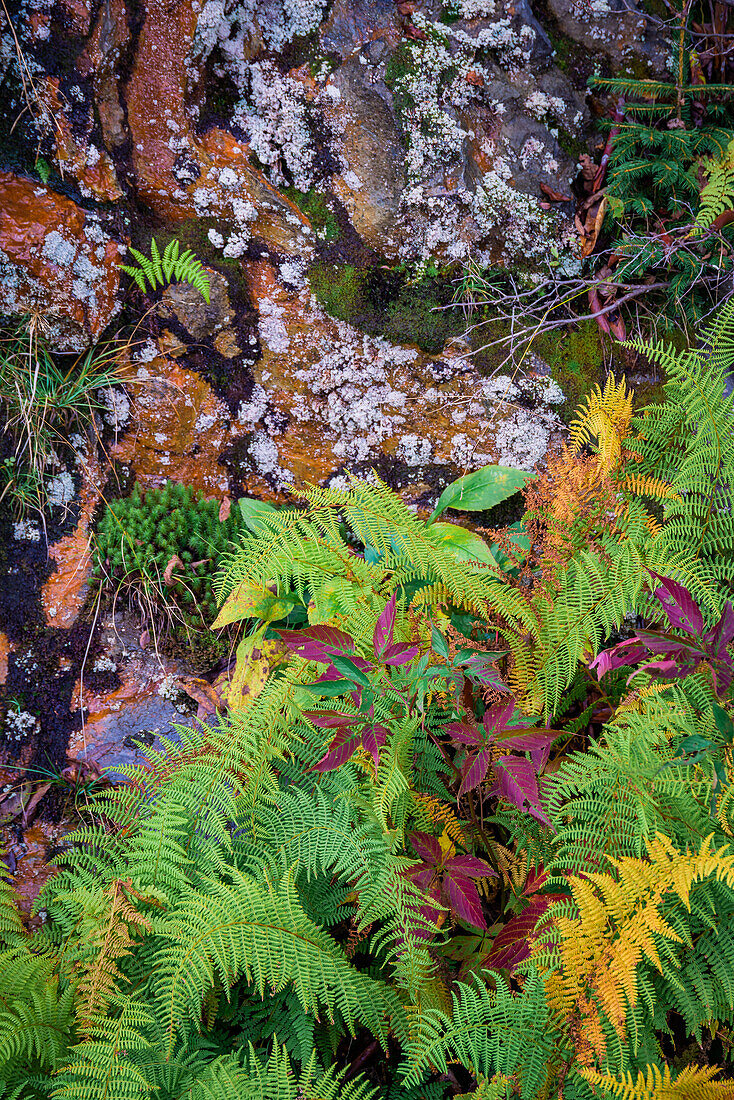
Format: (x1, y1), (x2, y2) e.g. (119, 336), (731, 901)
(0, 174), (122, 351)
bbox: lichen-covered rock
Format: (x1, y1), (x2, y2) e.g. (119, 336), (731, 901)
(234, 260), (565, 487)
(328, 52), (408, 258)
(0, 173), (123, 351)
(124, 0), (313, 254)
(546, 0), (669, 72)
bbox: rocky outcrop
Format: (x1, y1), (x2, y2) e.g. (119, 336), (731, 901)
(0, 173), (122, 351)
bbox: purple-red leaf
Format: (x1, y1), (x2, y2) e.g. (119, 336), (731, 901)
(404, 864), (437, 892)
(484, 893), (563, 971)
(463, 656), (510, 692)
(373, 594), (397, 658)
(277, 626), (355, 660)
(446, 721), (483, 747)
(382, 643), (419, 666)
(303, 710), (359, 729)
(638, 657), (700, 680)
(311, 727), (363, 772)
(495, 755), (550, 825)
(591, 639), (648, 679)
(458, 747), (493, 799)
(444, 872), (487, 929)
(651, 573), (704, 635)
(445, 853), (496, 878)
(703, 602), (734, 659)
(483, 698), (516, 738)
(361, 723), (388, 770)
(409, 832), (443, 866)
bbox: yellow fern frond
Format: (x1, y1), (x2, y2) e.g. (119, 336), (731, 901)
(619, 474), (683, 503)
(613, 681), (675, 718)
(534, 833), (734, 1062)
(570, 375), (635, 472)
(72, 880), (152, 1032)
(580, 1063), (734, 1100)
(412, 793), (467, 846)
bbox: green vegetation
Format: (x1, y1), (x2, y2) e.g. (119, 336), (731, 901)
(121, 238), (211, 302)
(0, 319), (131, 515)
(309, 262), (465, 353)
(283, 186), (339, 242)
(92, 482), (243, 648)
(533, 320), (606, 422)
(592, 25), (734, 326)
(4, 303), (734, 1097)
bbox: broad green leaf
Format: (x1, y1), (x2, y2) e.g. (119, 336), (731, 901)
(425, 522), (500, 568)
(212, 579), (296, 629)
(238, 496), (278, 533)
(428, 464), (528, 522)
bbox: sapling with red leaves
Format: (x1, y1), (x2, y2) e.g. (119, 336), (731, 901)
(592, 572), (734, 697)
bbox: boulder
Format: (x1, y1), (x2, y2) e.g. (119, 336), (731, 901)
(0, 173), (123, 352)
(328, 52), (409, 259)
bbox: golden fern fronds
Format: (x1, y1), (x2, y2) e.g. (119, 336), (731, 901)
(72, 880), (152, 1032)
(537, 833), (734, 1065)
(412, 793), (467, 846)
(692, 138), (734, 238)
(612, 681), (675, 719)
(619, 474), (682, 503)
(570, 375), (634, 472)
(579, 1063), (734, 1100)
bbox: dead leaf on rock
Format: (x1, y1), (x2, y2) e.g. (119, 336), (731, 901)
(218, 496), (232, 522)
(179, 676), (224, 719)
(579, 196), (608, 259)
(139, 628), (150, 649)
(540, 182), (571, 203)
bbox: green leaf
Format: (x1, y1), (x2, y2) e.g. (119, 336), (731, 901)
(36, 157), (50, 183)
(302, 678), (356, 697)
(238, 496), (279, 533)
(428, 465), (528, 522)
(331, 655), (372, 687)
(431, 626), (450, 660)
(212, 579), (296, 628)
(425, 522), (500, 568)
(712, 703), (734, 744)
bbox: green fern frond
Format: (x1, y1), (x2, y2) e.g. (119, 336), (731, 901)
(401, 970), (557, 1097)
(121, 238), (211, 303)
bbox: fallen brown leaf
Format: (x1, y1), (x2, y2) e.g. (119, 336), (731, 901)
(163, 555), (184, 587)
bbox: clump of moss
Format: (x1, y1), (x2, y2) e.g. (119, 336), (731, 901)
(283, 186), (339, 242)
(93, 482), (243, 648)
(534, 321), (607, 422)
(308, 262), (465, 354)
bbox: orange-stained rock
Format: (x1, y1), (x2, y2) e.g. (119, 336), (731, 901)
(124, 0), (310, 253)
(43, 528), (94, 629)
(5, 821), (59, 927)
(0, 633), (11, 686)
(110, 358), (249, 497)
(77, 0), (130, 148)
(45, 79), (123, 201)
(236, 260), (565, 487)
(0, 173), (123, 351)
(42, 433), (106, 628)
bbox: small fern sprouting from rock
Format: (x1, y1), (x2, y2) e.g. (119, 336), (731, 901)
(120, 238), (210, 302)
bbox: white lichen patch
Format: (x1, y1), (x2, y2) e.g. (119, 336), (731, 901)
(46, 471), (75, 507)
